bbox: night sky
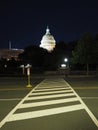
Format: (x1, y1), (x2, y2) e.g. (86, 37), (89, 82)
(0, 0), (98, 49)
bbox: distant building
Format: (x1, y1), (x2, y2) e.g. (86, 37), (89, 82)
(0, 49), (24, 60)
(40, 26), (56, 52)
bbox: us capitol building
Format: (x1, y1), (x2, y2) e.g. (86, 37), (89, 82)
(40, 26), (56, 52)
(0, 27), (56, 60)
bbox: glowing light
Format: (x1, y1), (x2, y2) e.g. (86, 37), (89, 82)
(61, 64), (66, 68)
(40, 27), (56, 52)
(64, 58), (68, 62)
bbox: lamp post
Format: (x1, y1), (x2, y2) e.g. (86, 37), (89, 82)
(64, 58), (69, 77)
(25, 64), (32, 88)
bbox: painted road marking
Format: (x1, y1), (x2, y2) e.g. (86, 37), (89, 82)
(0, 88), (32, 91)
(7, 104), (84, 122)
(65, 81), (98, 127)
(0, 83), (40, 128)
(35, 87), (69, 91)
(81, 97), (98, 99)
(0, 78), (98, 128)
(0, 96), (98, 101)
(74, 87), (98, 89)
(30, 89), (73, 95)
(19, 97), (79, 108)
(36, 86), (69, 89)
(26, 93), (75, 100)
(0, 98), (22, 101)
(0, 86), (97, 91)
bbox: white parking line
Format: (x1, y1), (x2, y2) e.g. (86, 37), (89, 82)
(0, 98), (22, 101)
(81, 97), (98, 99)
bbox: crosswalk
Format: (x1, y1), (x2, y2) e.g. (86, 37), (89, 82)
(0, 78), (98, 128)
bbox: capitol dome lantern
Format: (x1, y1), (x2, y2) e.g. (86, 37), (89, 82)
(40, 27), (56, 52)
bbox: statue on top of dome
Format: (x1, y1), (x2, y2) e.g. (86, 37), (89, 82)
(46, 26), (50, 35)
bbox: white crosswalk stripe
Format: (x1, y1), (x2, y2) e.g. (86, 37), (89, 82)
(34, 87), (69, 91)
(19, 97), (79, 108)
(30, 89), (73, 95)
(8, 104), (84, 122)
(0, 78), (98, 128)
(26, 93), (75, 100)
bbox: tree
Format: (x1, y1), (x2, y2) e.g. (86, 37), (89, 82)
(19, 45), (48, 70)
(53, 41), (68, 66)
(72, 32), (93, 75)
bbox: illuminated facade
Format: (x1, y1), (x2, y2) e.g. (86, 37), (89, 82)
(40, 27), (56, 52)
(0, 49), (24, 60)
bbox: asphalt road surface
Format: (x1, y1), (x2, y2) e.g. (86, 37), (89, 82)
(0, 77), (98, 130)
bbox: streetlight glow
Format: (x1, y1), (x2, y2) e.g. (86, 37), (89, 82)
(61, 64), (66, 68)
(64, 58), (68, 62)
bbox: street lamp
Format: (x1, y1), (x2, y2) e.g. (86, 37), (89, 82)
(64, 58), (68, 62)
(61, 64), (66, 68)
(25, 64), (32, 88)
(64, 58), (69, 77)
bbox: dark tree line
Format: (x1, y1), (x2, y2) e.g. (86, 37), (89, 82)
(72, 32), (98, 74)
(19, 41), (70, 71)
(0, 58), (21, 74)
(18, 32), (98, 74)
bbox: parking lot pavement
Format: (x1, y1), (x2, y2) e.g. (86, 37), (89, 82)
(0, 77), (98, 130)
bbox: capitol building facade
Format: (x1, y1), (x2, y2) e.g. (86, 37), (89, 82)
(40, 27), (56, 52)
(0, 27), (56, 60)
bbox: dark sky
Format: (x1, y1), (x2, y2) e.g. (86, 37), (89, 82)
(0, 0), (98, 49)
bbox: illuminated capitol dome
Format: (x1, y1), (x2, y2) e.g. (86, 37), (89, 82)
(40, 26), (56, 52)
